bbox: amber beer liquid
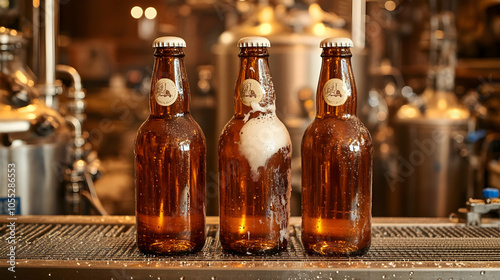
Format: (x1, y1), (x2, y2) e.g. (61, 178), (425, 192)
(301, 37), (373, 256)
(218, 37), (292, 255)
(135, 37), (206, 255)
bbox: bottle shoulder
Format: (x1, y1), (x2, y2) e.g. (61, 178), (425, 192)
(136, 114), (205, 143)
(303, 117), (372, 148)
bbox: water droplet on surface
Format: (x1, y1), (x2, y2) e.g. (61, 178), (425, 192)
(480, 271), (486, 275)
(48, 274), (51, 277)
(409, 271), (414, 275)
(180, 277), (185, 280)
(381, 275), (386, 279)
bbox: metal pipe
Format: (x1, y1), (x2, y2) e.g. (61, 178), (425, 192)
(39, 0), (56, 86)
(37, 0), (61, 109)
(56, 64), (82, 91)
(352, 0), (366, 49)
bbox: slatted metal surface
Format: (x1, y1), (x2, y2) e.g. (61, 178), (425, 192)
(1, 222), (500, 262)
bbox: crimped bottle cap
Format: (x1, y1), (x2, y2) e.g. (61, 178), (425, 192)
(237, 36), (271, 48)
(152, 36), (186, 48)
(320, 37), (354, 48)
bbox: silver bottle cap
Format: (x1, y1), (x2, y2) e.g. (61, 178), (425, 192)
(320, 37), (354, 48)
(237, 36), (271, 48)
(152, 36), (186, 48)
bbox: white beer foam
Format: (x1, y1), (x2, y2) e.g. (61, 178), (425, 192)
(239, 102), (291, 181)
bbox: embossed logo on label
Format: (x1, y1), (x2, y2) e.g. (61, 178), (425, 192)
(323, 78), (348, 106)
(154, 78), (178, 106)
(240, 79), (264, 106)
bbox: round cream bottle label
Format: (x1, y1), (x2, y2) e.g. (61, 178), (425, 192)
(240, 79), (264, 106)
(323, 78), (348, 106)
(154, 78), (178, 106)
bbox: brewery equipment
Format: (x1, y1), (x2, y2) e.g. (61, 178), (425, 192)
(459, 188), (500, 226)
(392, 8), (471, 217)
(0, 0), (104, 215)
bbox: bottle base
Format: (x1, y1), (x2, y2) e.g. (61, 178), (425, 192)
(222, 239), (285, 255)
(138, 239), (201, 255)
(304, 240), (370, 256)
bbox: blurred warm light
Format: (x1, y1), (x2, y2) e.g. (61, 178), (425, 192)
(24, 105), (36, 112)
(447, 108), (469, 119)
(15, 71), (28, 84)
(316, 218), (322, 233)
(309, 3), (322, 20)
(380, 143), (389, 154)
(131, 6), (143, 19)
(159, 202), (164, 229)
(313, 23), (326, 36)
(219, 32), (233, 44)
(258, 6), (274, 23)
(32, 0), (40, 8)
(437, 99), (446, 110)
(304, 100), (314, 111)
(385, 83), (395, 96)
(145, 7), (157, 20)
(236, 0), (250, 13)
(239, 215), (246, 234)
(398, 104), (420, 119)
(435, 30), (444, 39)
(385, 0), (396, 11)
(259, 23), (272, 35)
(377, 111), (387, 122)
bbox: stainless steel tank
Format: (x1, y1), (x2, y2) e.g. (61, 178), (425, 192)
(0, 28), (69, 215)
(214, 4), (367, 214)
(390, 7), (471, 217)
(392, 90), (470, 217)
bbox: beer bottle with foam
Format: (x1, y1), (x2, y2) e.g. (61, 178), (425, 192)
(218, 36), (292, 255)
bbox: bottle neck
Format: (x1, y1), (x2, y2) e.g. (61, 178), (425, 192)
(150, 47), (189, 118)
(316, 47), (357, 118)
(234, 47), (275, 118)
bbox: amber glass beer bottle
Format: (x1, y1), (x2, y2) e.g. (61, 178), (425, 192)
(218, 36), (292, 255)
(301, 37), (373, 256)
(135, 37), (206, 255)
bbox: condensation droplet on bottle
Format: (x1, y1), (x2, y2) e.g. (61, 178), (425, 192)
(480, 271), (485, 275)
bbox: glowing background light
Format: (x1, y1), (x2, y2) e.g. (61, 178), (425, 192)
(131, 6), (143, 19)
(145, 7), (157, 20)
